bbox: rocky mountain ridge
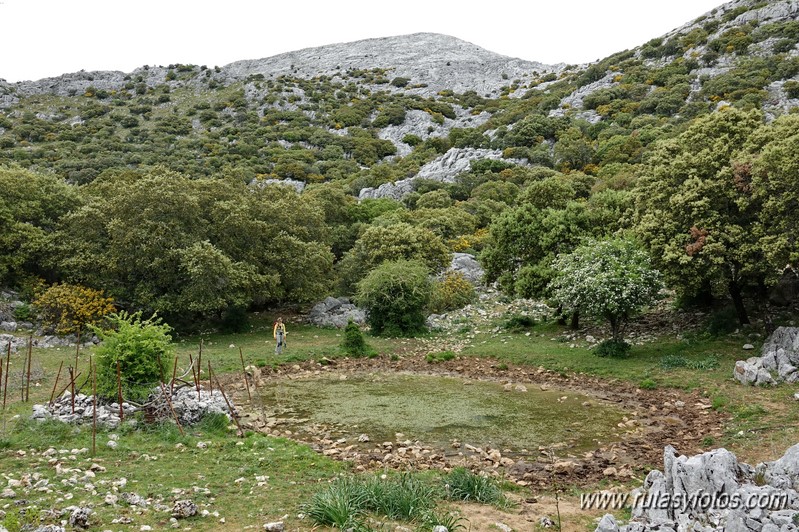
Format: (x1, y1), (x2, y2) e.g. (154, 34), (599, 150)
(0, 33), (558, 101)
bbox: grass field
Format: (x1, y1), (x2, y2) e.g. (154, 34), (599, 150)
(0, 308), (796, 531)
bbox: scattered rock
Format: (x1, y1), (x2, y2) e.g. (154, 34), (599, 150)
(743, 343), (755, 350)
(263, 522), (285, 532)
(171, 499), (198, 519)
(734, 327), (799, 385)
(69, 507), (92, 530)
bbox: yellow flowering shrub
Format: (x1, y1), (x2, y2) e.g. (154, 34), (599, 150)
(33, 283), (116, 335)
(429, 272), (476, 314)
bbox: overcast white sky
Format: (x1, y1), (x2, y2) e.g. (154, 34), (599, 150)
(2, 0), (725, 83)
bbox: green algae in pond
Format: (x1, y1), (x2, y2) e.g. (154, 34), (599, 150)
(263, 373), (626, 453)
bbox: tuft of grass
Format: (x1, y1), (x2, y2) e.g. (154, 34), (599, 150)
(304, 477), (367, 529)
(660, 354), (720, 370)
(304, 473), (439, 528)
(712, 394), (729, 411)
(443, 467), (508, 507)
(423, 510), (468, 531)
(426, 350), (456, 364)
(363, 473), (438, 520)
(639, 378), (657, 390)
(594, 340), (631, 358)
(194, 412), (232, 437)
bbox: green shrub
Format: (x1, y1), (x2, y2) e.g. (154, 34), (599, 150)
(94, 311), (175, 403)
(355, 259), (431, 336)
(12, 302), (32, 322)
(340, 319), (376, 357)
(706, 307), (739, 337)
(783, 80), (799, 99)
(503, 314), (536, 332)
(428, 272), (476, 313)
(219, 305), (250, 333)
(594, 339), (631, 358)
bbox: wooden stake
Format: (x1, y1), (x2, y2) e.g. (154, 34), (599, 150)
(159, 380), (184, 436)
(25, 336), (32, 402)
(116, 360), (123, 421)
(239, 347), (251, 402)
(210, 363), (243, 437)
(49, 360), (64, 406)
(91, 357), (97, 456)
(208, 359), (213, 394)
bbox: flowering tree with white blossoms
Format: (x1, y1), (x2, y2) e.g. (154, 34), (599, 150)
(548, 237), (663, 344)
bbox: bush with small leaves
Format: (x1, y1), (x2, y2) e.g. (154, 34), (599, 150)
(356, 260), (431, 336)
(94, 311), (175, 402)
(340, 319), (376, 357)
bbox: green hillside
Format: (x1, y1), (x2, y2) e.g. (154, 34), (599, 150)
(0, 0), (797, 328)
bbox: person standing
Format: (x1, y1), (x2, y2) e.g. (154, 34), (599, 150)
(273, 317), (287, 354)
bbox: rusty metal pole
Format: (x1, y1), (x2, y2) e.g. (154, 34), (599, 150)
(189, 353), (199, 398)
(159, 380), (184, 436)
(196, 340), (203, 400)
(170, 356), (178, 395)
(210, 363), (243, 437)
(239, 347), (252, 402)
(116, 360), (123, 421)
(2, 346), (9, 411)
(75, 327), (81, 377)
(25, 336), (32, 402)
(91, 357), (97, 456)
(69, 367), (75, 414)
(54, 370), (82, 402)
(49, 360), (64, 406)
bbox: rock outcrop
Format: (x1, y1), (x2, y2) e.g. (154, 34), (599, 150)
(734, 327), (799, 385)
(307, 296), (366, 328)
(357, 147), (526, 201)
(448, 253), (485, 285)
(249, 178), (306, 193)
(596, 444), (799, 531)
